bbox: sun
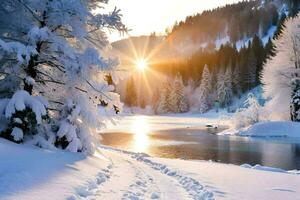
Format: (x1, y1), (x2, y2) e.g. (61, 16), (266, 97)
(135, 59), (148, 70)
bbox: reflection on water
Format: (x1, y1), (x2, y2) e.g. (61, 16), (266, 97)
(101, 116), (300, 170)
(131, 116), (150, 152)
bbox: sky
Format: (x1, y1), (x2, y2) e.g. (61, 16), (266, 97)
(105, 0), (242, 42)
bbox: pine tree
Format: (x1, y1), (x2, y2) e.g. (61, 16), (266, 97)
(169, 75), (188, 113)
(198, 65), (212, 113)
(216, 69), (227, 107)
(151, 88), (160, 114)
(232, 65), (242, 98)
(262, 15), (300, 120)
(156, 82), (171, 114)
(140, 95), (146, 109)
(265, 38), (276, 59)
(224, 67), (233, 107)
(251, 35), (264, 83)
(124, 78), (137, 107)
(291, 78), (300, 122)
(245, 49), (257, 90)
(273, 13), (287, 39)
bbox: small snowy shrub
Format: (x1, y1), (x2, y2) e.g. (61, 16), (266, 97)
(233, 93), (262, 129)
(1, 90), (48, 143)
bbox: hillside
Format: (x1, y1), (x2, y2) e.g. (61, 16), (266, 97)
(112, 0), (299, 65)
(111, 0), (300, 110)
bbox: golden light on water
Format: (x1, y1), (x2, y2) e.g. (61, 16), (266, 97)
(131, 116), (150, 152)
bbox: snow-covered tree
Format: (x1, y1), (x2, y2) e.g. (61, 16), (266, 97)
(124, 78), (137, 107)
(224, 67), (233, 108)
(216, 69), (226, 107)
(232, 66), (242, 97)
(216, 67), (233, 108)
(233, 93), (262, 128)
(262, 15), (300, 120)
(169, 74), (188, 113)
(0, 0), (126, 153)
(151, 87), (160, 114)
(245, 50), (257, 91)
(197, 65), (212, 113)
(184, 79), (199, 112)
(156, 82), (171, 114)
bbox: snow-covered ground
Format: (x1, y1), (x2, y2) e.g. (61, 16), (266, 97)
(1, 112), (300, 200)
(1, 137), (299, 200)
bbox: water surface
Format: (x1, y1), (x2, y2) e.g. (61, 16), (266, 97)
(101, 116), (300, 170)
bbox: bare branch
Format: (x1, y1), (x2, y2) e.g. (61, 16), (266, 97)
(35, 79), (65, 85)
(16, 0), (41, 23)
(85, 79), (112, 101)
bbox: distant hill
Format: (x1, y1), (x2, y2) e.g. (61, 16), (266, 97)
(164, 0), (299, 55)
(112, 0), (300, 108)
(112, 0), (299, 61)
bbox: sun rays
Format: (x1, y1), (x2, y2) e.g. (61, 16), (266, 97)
(111, 33), (169, 104)
(135, 58), (148, 70)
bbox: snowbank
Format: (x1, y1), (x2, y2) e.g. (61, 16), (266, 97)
(238, 121), (300, 138)
(241, 164), (300, 174)
(1, 138), (300, 200)
(0, 139), (110, 200)
(152, 157), (300, 200)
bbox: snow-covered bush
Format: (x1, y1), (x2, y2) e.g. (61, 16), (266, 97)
(155, 75), (188, 114)
(233, 93), (262, 129)
(0, 90), (48, 143)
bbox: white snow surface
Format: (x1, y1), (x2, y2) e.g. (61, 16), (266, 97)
(237, 121), (300, 138)
(1, 138), (299, 200)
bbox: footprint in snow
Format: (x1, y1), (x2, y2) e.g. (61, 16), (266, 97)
(68, 166), (112, 199)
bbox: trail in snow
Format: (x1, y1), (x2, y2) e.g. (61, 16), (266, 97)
(71, 147), (214, 200)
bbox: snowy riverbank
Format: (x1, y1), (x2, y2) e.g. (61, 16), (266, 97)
(1, 138), (299, 200)
(220, 121), (300, 141)
(2, 113), (300, 200)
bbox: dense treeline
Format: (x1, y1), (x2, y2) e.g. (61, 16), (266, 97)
(167, 0), (298, 44)
(152, 34), (274, 93)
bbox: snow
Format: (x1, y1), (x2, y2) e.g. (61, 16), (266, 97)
(215, 36), (230, 49)
(261, 26), (277, 45)
(261, 16), (300, 121)
(235, 37), (251, 51)
(11, 127), (23, 141)
(237, 121), (300, 138)
(240, 164), (300, 174)
(1, 131), (300, 200)
(0, 139), (110, 200)
(24, 76), (36, 86)
(5, 90), (47, 124)
(152, 157), (300, 200)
